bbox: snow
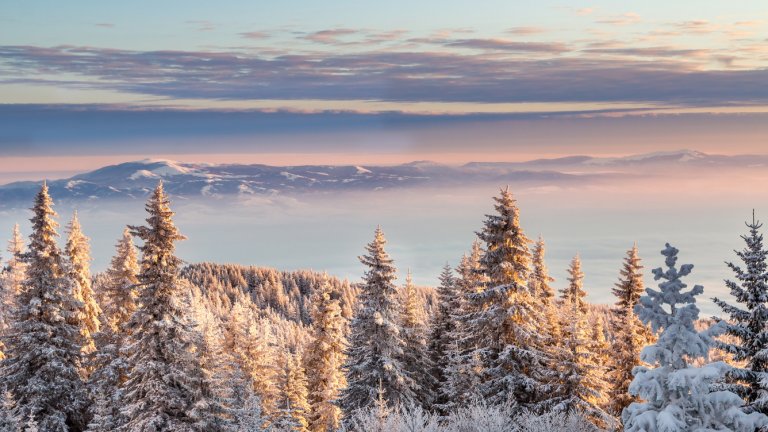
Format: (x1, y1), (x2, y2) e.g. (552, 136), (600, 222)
(129, 170), (158, 180)
(280, 171), (301, 181)
(586, 149), (706, 165)
(66, 180), (85, 190)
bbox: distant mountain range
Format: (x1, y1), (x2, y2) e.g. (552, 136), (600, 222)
(0, 150), (762, 209)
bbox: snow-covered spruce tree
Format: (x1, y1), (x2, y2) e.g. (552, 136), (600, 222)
(65, 212), (102, 357)
(613, 243), (645, 316)
(713, 212), (768, 414)
(5, 223), (27, 296)
(304, 276), (347, 432)
(1, 224), (27, 361)
(119, 181), (219, 431)
(555, 256), (613, 428)
(86, 229), (140, 432)
(234, 392), (268, 432)
(341, 226), (415, 414)
(189, 293), (240, 431)
(277, 352), (311, 432)
(624, 243), (768, 432)
(561, 254), (588, 315)
(529, 236), (556, 305)
(608, 244), (648, 417)
(227, 301), (280, 420)
(401, 270), (437, 409)
(1, 183), (89, 431)
(469, 187), (552, 407)
(476, 187), (531, 287)
(527, 237), (562, 388)
(441, 242), (486, 410)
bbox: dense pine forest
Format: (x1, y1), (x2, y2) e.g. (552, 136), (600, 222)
(1, 182), (768, 432)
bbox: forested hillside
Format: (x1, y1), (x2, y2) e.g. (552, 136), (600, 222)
(0, 182), (766, 432)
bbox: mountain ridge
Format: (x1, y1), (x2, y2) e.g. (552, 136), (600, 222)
(0, 149), (761, 209)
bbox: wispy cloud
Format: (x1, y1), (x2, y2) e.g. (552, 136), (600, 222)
(300, 28), (409, 46)
(302, 28), (360, 44)
(584, 46), (708, 59)
(94, 23), (114, 28)
(443, 38), (569, 53)
(240, 31), (270, 40)
(670, 20), (719, 34)
(506, 26), (547, 35)
(2, 44), (768, 107)
(596, 12), (641, 26)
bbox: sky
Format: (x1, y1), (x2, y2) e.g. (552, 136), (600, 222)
(2, 1), (768, 311)
(2, 1), (768, 166)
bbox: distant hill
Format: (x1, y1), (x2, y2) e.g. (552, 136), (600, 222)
(0, 150), (760, 209)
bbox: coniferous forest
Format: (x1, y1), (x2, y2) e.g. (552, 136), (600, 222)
(2, 182), (768, 432)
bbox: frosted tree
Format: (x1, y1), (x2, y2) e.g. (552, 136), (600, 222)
(86, 228), (139, 431)
(608, 244), (649, 417)
(304, 276), (347, 432)
(1, 183), (88, 431)
(476, 186), (531, 287)
(5, 223), (26, 296)
(277, 352), (311, 432)
(222, 300), (280, 420)
(119, 182), (217, 431)
(0, 224), (27, 360)
(609, 307), (646, 419)
(527, 237), (561, 380)
(401, 270), (436, 409)
(561, 254), (587, 315)
(188, 290), (252, 431)
(234, 393), (267, 432)
(555, 260), (613, 428)
(341, 227), (415, 414)
(613, 243), (645, 316)
(624, 243), (768, 432)
(529, 236), (555, 305)
(468, 188), (551, 407)
(65, 212), (102, 357)
(713, 212), (768, 414)
(442, 242), (486, 409)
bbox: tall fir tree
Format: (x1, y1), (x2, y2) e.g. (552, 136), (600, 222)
(468, 188), (552, 407)
(341, 227), (415, 414)
(555, 261), (613, 428)
(442, 242), (486, 409)
(476, 186), (531, 287)
(1, 224), (27, 360)
(527, 237), (562, 396)
(713, 212), (768, 414)
(234, 304), (280, 421)
(65, 212), (102, 356)
(86, 229), (140, 432)
(624, 243), (768, 431)
(529, 236), (556, 305)
(561, 254), (588, 315)
(277, 352), (311, 432)
(5, 223), (27, 296)
(119, 182), (218, 431)
(304, 276), (347, 432)
(401, 270), (436, 409)
(608, 244), (649, 417)
(1, 183), (88, 431)
(612, 243), (645, 316)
